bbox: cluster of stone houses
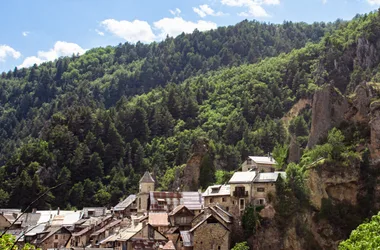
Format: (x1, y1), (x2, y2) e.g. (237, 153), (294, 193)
(0, 155), (285, 250)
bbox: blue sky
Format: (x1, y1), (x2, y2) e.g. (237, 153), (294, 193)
(0, 0), (378, 72)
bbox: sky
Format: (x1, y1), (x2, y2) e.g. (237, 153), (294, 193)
(0, 0), (379, 72)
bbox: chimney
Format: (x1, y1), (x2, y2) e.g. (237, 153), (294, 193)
(32, 208), (37, 214)
(57, 207), (60, 215)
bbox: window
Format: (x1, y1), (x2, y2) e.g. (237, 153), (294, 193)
(239, 198), (245, 210)
(222, 197), (226, 202)
(259, 199), (265, 205)
(55, 234), (58, 240)
(257, 187), (265, 192)
(232, 201), (235, 205)
(270, 167), (275, 172)
(138, 198), (141, 209)
(210, 198), (213, 203)
(226, 207), (229, 212)
(54, 242), (58, 248)
(218, 247), (221, 250)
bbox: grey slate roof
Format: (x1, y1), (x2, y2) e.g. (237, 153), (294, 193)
(202, 184), (230, 197)
(228, 171), (256, 184)
(248, 156), (277, 165)
(139, 171), (155, 183)
(253, 172), (286, 183)
(114, 195), (136, 211)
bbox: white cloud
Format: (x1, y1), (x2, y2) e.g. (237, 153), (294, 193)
(18, 56), (43, 68)
(95, 29), (105, 36)
(101, 19), (155, 43)
(154, 17), (217, 39)
(221, 0), (279, 17)
(22, 31), (30, 37)
(322, 0), (327, 4)
(193, 4), (225, 18)
(18, 41), (85, 68)
(0, 45), (21, 62)
(368, 0), (380, 4)
(238, 3), (269, 17)
(169, 8), (181, 16)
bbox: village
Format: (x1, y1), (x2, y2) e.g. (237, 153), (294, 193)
(0, 155), (285, 250)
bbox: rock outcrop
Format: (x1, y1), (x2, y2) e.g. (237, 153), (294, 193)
(180, 138), (209, 191)
(370, 101), (380, 162)
(307, 84), (349, 148)
(307, 161), (360, 210)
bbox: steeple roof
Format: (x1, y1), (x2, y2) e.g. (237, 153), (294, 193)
(139, 171), (155, 183)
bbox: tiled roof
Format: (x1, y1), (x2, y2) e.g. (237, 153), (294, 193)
(182, 192), (203, 211)
(189, 214), (229, 233)
(20, 213), (41, 227)
(168, 205), (193, 216)
(248, 156), (277, 165)
(149, 191), (203, 212)
(91, 219), (122, 236)
(139, 171), (155, 183)
(202, 185), (230, 197)
(148, 213), (170, 226)
(253, 172), (286, 183)
(228, 172), (256, 184)
(114, 194), (136, 211)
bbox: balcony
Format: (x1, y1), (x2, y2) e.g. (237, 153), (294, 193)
(233, 190), (248, 197)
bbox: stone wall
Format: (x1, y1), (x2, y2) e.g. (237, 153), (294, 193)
(193, 221), (230, 250)
(40, 231), (71, 250)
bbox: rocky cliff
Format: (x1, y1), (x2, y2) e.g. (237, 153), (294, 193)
(251, 82), (380, 250)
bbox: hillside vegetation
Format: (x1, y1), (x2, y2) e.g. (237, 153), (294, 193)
(2, 10), (380, 213)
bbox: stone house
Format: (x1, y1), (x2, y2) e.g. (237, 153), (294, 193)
(168, 205), (194, 230)
(189, 214), (230, 250)
(202, 185), (232, 212)
(71, 215), (113, 247)
(252, 172), (286, 206)
(241, 156), (277, 172)
(228, 171), (257, 216)
(128, 223), (168, 250)
(102, 223), (167, 250)
(89, 219), (122, 246)
(34, 226), (71, 250)
(114, 194), (137, 218)
(0, 212), (21, 230)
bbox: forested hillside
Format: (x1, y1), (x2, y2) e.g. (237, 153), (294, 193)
(2, 10), (379, 212)
(0, 20), (339, 209)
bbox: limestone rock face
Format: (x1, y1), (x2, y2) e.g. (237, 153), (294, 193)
(288, 136), (301, 163)
(370, 101), (380, 163)
(307, 161), (360, 210)
(307, 84), (349, 148)
(180, 138), (209, 191)
(351, 83), (371, 123)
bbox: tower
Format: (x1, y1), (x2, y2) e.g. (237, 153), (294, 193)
(137, 171), (155, 213)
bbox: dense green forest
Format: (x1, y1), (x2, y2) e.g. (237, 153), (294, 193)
(1, 11), (380, 210)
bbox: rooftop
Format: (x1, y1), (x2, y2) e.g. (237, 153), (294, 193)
(248, 156), (277, 165)
(148, 213), (170, 226)
(253, 172), (286, 183)
(228, 172), (257, 184)
(203, 184), (230, 197)
(139, 171), (155, 183)
(114, 195), (136, 211)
